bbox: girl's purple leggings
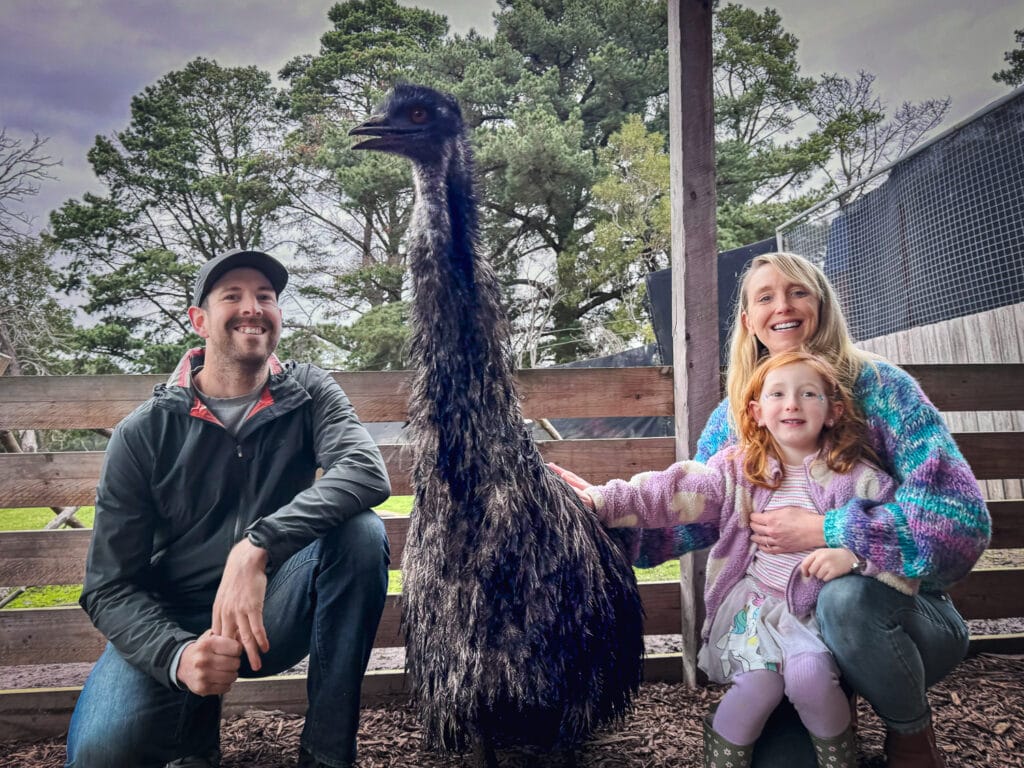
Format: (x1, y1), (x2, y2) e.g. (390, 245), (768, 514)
(711, 652), (850, 745)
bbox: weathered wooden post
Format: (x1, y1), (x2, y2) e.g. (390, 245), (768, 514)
(667, 0), (719, 685)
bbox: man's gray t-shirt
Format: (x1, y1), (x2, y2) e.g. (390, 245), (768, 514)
(196, 384), (263, 437)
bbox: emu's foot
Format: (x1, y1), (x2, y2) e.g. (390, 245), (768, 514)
(472, 738), (499, 768)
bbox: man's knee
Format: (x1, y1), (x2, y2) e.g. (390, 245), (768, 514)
(324, 510), (390, 574)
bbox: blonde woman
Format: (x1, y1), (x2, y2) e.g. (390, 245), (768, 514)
(602, 253), (988, 767)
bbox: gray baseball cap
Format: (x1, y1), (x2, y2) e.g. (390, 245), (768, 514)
(192, 249), (288, 307)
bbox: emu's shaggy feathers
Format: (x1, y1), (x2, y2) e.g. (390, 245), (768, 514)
(351, 83), (645, 753)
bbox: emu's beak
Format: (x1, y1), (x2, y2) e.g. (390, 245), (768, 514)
(349, 114), (399, 152)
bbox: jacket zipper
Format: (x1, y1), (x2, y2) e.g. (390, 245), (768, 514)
(233, 440), (246, 542)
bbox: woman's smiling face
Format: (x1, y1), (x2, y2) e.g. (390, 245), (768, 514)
(741, 263), (821, 355)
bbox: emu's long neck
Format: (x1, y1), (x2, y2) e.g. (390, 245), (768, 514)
(406, 138), (530, 492)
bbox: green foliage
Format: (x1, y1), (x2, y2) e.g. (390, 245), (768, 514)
(50, 58), (293, 372)
(712, 3), (826, 210)
(716, 196), (817, 252)
(375, 496), (414, 515)
(636, 559), (681, 583)
(28, 430), (110, 453)
(585, 115), (672, 347)
(5, 585), (82, 609)
(448, 0), (671, 362)
(281, 0), (449, 118)
(333, 302), (410, 370)
(0, 498), (676, 607)
(994, 29), (1024, 87)
(44, 1), (957, 374)
(276, 0), (451, 367)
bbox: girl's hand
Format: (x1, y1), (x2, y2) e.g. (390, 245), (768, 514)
(801, 547), (859, 582)
(546, 462), (596, 510)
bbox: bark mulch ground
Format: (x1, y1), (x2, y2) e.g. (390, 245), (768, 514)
(2, 654), (1021, 767)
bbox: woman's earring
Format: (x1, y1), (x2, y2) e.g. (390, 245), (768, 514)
(826, 420), (834, 427)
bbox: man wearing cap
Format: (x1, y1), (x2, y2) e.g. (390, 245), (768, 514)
(65, 249), (391, 768)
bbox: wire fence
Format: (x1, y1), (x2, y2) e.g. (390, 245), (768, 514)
(777, 87), (1024, 343)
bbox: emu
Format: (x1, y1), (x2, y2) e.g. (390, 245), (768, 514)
(350, 84), (645, 766)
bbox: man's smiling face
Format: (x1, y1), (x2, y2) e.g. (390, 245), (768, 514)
(190, 267), (282, 367)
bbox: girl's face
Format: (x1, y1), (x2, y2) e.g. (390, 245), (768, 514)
(749, 362), (842, 464)
(741, 264), (821, 355)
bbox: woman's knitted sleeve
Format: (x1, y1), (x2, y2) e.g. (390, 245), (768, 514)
(823, 363), (991, 588)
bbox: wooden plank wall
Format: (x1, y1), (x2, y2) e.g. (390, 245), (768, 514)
(0, 367), (685, 739)
(2, 361), (1022, 740)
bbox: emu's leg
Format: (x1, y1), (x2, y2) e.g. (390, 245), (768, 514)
(472, 737), (499, 768)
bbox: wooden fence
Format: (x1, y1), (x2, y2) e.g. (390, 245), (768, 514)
(1, 364), (1022, 740)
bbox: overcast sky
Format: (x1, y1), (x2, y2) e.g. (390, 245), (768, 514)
(2, 0), (1019, 232)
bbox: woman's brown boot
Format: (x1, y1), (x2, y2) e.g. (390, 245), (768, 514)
(884, 721), (946, 767)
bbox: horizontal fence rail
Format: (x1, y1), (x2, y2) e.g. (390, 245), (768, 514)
(0, 434), (1018, 506)
(0, 367), (676, 430)
(0, 364), (1021, 741)
(2, 503), (1022, 588)
(0, 439), (679, 506)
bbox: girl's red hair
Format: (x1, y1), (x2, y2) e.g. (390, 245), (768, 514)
(737, 351), (879, 489)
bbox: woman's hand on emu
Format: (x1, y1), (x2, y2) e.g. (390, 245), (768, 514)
(546, 462), (596, 510)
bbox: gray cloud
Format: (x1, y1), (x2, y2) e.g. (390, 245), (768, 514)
(1, 0), (1018, 232)
(772, 0), (1018, 121)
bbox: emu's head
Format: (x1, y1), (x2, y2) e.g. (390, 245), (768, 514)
(349, 84), (464, 165)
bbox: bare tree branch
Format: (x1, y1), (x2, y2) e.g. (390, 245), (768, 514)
(0, 128), (61, 243)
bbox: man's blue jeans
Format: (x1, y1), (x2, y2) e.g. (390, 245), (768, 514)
(749, 574), (970, 767)
(65, 510), (389, 768)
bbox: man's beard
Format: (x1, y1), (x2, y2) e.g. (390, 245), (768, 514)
(219, 321), (279, 371)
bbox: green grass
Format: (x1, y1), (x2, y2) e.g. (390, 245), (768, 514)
(0, 506), (95, 530)
(635, 559), (682, 583)
(0, 498), (681, 608)
(375, 496), (414, 515)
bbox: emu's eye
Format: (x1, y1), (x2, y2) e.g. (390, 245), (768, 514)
(410, 106), (429, 124)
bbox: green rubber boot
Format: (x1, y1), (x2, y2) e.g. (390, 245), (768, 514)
(703, 713), (754, 768)
(810, 725), (857, 767)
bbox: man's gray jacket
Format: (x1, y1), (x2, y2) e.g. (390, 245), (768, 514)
(80, 349), (391, 686)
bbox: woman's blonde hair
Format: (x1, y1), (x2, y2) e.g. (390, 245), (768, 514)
(725, 251), (876, 431)
(737, 350), (879, 489)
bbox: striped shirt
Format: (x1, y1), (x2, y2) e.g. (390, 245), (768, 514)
(748, 464), (817, 594)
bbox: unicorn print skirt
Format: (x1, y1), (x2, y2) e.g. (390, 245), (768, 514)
(697, 576), (830, 684)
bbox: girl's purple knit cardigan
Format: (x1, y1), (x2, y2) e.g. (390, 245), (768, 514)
(586, 449), (915, 642)
(630, 361), (991, 591)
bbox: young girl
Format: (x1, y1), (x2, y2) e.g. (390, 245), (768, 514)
(550, 351), (918, 768)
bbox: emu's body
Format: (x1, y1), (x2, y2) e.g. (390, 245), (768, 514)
(351, 85), (644, 757)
